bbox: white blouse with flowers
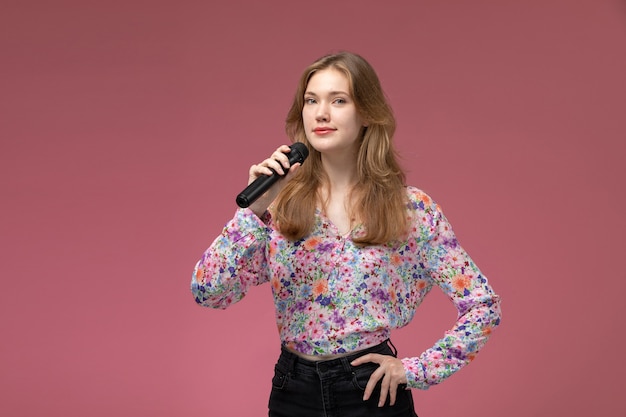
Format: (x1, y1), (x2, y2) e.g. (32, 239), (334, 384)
(191, 186), (501, 389)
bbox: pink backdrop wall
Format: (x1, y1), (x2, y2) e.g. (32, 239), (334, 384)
(2, 1), (625, 416)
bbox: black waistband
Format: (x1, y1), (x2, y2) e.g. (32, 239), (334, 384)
(279, 339), (397, 372)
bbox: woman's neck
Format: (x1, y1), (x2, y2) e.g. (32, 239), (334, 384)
(320, 152), (358, 193)
(317, 153), (359, 235)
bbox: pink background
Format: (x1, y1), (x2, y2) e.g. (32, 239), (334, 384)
(2, 1), (625, 416)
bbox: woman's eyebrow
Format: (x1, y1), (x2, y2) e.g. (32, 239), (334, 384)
(304, 90), (350, 96)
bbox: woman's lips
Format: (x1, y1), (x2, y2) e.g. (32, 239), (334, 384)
(314, 127), (336, 135)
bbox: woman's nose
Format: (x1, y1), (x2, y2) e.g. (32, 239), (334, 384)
(315, 104), (329, 122)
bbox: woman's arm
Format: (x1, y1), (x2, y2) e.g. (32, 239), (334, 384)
(402, 197), (502, 389)
(191, 208), (272, 309)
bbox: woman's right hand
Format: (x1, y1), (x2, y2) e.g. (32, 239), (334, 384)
(247, 145), (301, 217)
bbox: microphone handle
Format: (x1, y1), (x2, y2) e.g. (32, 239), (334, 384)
(235, 170), (281, 208)
(235, 142), (308, 208)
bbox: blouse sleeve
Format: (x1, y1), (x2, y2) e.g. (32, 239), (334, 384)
(191, 208), (272, 309)
(401, 199), (502, 389)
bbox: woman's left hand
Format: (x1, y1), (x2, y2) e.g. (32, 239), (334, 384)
(350, 353), (408, 407)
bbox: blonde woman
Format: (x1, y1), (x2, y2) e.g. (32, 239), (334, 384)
(192, 51), (501, 417)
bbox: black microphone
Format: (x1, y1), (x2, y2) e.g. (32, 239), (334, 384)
(236, 142), (309, 208)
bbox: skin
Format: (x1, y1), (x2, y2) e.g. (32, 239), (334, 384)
(247, 68), (408, 407)
(302, 68), (364, 235)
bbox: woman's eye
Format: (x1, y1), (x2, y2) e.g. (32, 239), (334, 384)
(304, 98), (316, 104)
(334, 98), (347, 104)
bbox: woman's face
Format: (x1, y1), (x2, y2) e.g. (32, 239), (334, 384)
(302, 68), (366, 157)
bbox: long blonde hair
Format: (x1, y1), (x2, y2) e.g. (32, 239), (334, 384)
(274, 51), (408, 246)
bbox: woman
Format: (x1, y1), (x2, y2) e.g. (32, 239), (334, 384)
(192, 51), (501, 417)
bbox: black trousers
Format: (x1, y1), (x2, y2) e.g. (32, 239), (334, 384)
(268, 340), (418, 417)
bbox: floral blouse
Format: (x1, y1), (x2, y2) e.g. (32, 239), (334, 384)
(191, 186), (501, 389)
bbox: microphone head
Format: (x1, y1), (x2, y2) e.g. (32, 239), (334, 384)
(289, 142), (309, 164)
